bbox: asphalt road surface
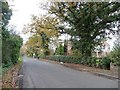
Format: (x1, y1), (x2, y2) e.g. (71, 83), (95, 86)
(20, 56), (118, 88)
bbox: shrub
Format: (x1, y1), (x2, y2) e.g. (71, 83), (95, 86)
(91, 57), (96, 67)
(45, 55), (111, 70)
(102, 57), (111, 70)
(2, 32), (23, 68)
(55, 44), (64, 55)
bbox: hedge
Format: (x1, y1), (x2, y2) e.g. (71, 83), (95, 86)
(45, 55), (111, 70)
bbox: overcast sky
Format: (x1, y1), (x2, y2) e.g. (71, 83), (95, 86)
(8, 0), (47, 43)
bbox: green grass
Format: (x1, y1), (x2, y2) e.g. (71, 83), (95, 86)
(18, 55), (23, 64)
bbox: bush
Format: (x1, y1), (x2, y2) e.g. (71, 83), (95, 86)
(102, 57), (111, 70)
(45, 55), (112, 70)
(46, 55), (82, 64)
(91, 57), (97, 67)
(55, 44), (64, 55)
(109, 48), (120, 66)
(2, 31), (23, 68)
(107, 37), (120, 67)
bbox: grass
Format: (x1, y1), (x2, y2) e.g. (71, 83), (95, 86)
(18, 56), (23, 63)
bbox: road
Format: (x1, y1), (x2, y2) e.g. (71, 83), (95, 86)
(20, 56), (118, 88)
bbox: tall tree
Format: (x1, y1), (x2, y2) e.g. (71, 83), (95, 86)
(1, 1), (12, 66)
(48, 2), (120, 57)
(23, 15), (59, 55)
(2, 1), (12, 39)
(24, 34), (43, 56)
(1, 1), (23, 67)
(1, 1), (12, 28)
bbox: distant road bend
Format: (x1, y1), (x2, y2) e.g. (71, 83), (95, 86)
(20, 56), (118, 88)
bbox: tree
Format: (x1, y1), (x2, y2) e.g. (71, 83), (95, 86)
(1, 1), (12, 28)
(23, 34), (43, 57)
(48, 2), (120, 57)
(2, 1), (12, 39)
(1, 1), (23, 67)
(23, 15), (59, 55)
(2, 30), (23, 66)
(2, 1), (12, 66)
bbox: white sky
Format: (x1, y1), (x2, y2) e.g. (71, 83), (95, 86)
(8, 0), (47, 43)
(7, 0), (116, 50)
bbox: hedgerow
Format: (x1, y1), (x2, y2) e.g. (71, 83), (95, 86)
(45, 55), (111, 70)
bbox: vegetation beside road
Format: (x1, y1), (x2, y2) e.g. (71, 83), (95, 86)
(44, 55), (111, 70)
(1, 1), (23, 88)
(109, 35), (120, 66)
(40, 58), (118, 79)
(22, 2), (120, 70)
(2, 1), (23, 69)
(0, 65), (2, 76)
(1, 1), (120, 88)
(2, 56), (23, 88)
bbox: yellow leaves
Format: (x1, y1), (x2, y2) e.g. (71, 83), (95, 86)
(23, 15), (60, 55)
(23, 15), (59, 37)
(27, 35), (41, 47)
(68, 2), (76, 7)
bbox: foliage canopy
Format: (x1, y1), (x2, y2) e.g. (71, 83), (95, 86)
(48, 2), (120, 57)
